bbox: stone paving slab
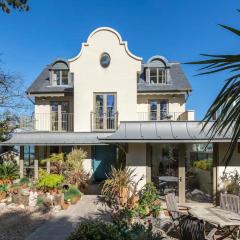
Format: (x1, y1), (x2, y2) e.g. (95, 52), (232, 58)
(26, 195), (110, 240)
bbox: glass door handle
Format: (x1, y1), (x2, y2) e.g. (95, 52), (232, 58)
(179, 177), (182, 182)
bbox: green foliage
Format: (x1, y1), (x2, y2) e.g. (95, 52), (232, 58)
(221, 169), (240, 194)
(101, 166), (135, 207)
(65, 148), (89, 189)
(67, 220), (164, 240)
(67, 220), (124, 240)
(0, 184), (8, 192)
(135, 183), (162, 218)
(0, 162), (19, 180)
(36, 197), (44, 207)
(19, 177), (30, 185)
(0, 0), (29, 14)
(37, 173), (64, 191)
(194, 159), (213, 171)
(186, 13), (240, 168)
(64, 186), (82, 202)
(41, 153), (65, 175)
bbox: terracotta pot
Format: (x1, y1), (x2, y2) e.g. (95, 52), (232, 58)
(71, 197), (78, 204)
(61, 202), (69, 210)
(21, 184), (28, 189)
(0, 191), (7, 201)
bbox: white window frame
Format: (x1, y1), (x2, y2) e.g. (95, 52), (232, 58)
(147, 68), (167, 84)
(51, 70), (70, 86)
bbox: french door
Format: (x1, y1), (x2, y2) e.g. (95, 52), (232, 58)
(94, 93), (117, 131)
(149, 99), (168, 120)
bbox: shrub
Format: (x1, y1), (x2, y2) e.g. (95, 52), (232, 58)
(64, 186), (82, 202)
(67, 220), (124, 240)
(37, 173), (64, 191)
(19, 177), (30, 185)
(65, 149), (89, 189)
(0, 184), (8, 192)
(0, 161), (19, 181)
(41, 153), (65, 174)
(101, 166), (135, 208)
(194, 160), (213, 171)
(67, 220), (164, 240)
(135, 183), (162, 218)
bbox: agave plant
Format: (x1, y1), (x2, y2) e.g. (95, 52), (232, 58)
(101, 166), (136, 208)
(0, 161), (19, 181)
(187, 12), (240, 168)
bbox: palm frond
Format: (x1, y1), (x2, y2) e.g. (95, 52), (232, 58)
(186, 21), (240, 171)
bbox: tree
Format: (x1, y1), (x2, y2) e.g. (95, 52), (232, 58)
(187, 12), (240, 168)
(0, 0), (29, 14)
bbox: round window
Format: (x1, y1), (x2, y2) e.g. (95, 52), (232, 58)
(100, 52), (111, 68)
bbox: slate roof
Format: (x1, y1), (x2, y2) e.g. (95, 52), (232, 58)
(138, 63), (192, 93)
(26, 67), (73, 94)
(0, 132), (110, 145)
(99, 121), (235, 143)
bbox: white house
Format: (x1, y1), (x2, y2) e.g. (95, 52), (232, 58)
(2, 27), (240, 205)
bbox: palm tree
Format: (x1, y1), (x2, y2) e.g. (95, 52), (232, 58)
(187, 15), (240, 168)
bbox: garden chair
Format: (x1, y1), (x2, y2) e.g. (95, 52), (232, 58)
(165, 193), (217, 239)
(165, 193), (189, 235)
(220, 193), (240, 214)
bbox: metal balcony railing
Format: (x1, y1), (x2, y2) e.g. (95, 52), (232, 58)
(19, 113), (74, 132)
(137, 111), (192, 121)
(91, 111), (118, 131)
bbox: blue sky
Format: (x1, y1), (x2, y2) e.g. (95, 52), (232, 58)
(0, 0), (239, 119)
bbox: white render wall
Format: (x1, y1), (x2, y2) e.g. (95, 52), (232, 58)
(126, 143), (147, 190)
(69, 28), (142, 132)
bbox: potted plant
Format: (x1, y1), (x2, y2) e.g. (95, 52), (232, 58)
(0, 162), (19, 184)
(19, 177), (30, 189)
(64, 186), (82, 204)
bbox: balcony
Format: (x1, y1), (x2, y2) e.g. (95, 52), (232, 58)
(19, 113), (74, 132)
(137, 110), (195, 121)
(91, 111), (118, 132)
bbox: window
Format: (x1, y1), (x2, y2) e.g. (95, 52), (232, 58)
(148, 68), (167, 84)
(149, 100), (168, 120)
(50, 101), (70, 131)
(52, 70), (69, 86)
(94, 93), (117, 130)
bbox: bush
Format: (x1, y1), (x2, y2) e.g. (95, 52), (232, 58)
(37, 173), (64, 191)
(136, 183), (162, 218)
(0, 184), (8, 192)
(0, 162), (19, 181)
(67, 220), (124, 240)
(64, 186), (82, 202)
(67, 220), (164, 240)
(19, 177), (30, 185)
(194, 160), (213, 171)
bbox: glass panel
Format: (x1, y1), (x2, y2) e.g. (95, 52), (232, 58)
(95, 95), (104, 129)
(158, 69), (165, 84)
(62, 70), (69, 85)
(160, 100), (168, 120)
(151, 144), (179, 200)
(185, 144), (213, 203)
(107, 94), (115, 129)
(50, 102), (59, 131)
(24, 145), (35, 178)
(61, 102), (69, 131)
(149, 100), (158, 120)
(53, 70), (61, 85)
(150, 68), (157, 84)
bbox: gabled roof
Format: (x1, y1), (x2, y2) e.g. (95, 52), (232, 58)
(99, 121), (235, 143)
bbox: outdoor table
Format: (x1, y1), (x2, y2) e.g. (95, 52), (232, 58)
(189, 207), (240, 239)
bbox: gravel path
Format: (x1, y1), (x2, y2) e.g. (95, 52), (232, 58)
(0, 206), (52, 240)
(26, 195), (110, 240)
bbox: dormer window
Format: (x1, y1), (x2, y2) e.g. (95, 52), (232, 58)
(146, 67), (166, 84)
(53, 70), (69, 86)
(149, 68), (166, 84)
(50, 60), (73, 86)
